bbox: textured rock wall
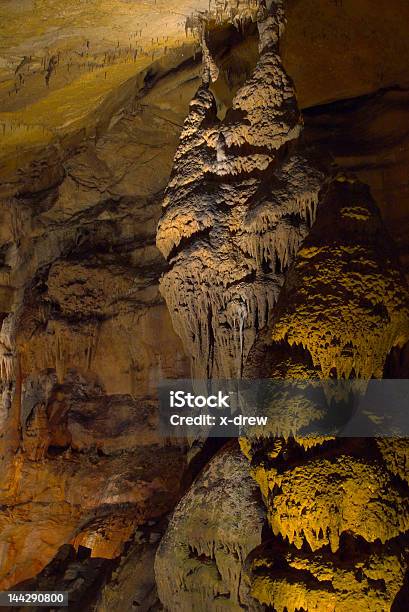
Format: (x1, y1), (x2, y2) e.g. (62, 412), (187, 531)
(0, 63), (200, 590)
(0, 0), (409, 607)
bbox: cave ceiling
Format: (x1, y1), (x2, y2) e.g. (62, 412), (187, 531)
(1, 1), (409, 262)
(1, 0), (409, 184)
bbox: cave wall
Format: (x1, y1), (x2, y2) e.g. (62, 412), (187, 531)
(0, 61), (198, 590)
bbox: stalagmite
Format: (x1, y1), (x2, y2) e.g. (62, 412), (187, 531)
(156, 0), (328, 378)
(154, 444), (265, 611)
(248, 539), (407, 612)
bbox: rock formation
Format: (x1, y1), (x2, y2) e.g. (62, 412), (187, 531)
(155, 3), (409, 610)
(241, 176), (409, 610)
(155, 442), (265, 611)
(156, 0), (327, 378)
(247, 538), (408, 612)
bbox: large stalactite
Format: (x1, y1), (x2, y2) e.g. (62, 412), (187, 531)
(0, 0), (408, 608)
(156, 0), (328, 379)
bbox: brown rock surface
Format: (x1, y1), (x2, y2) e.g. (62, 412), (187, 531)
(282, 0), (409, 108)
(0, 63), (198, 589)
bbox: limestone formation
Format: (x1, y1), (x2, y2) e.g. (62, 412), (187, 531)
(0, 71), (196, 589)
(156, 0), (327, 378)
(248, 539), (407, 612)
(241, 176), (409, 610)
(266, 177), (409, 379)
(154, 443), (265, 611)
